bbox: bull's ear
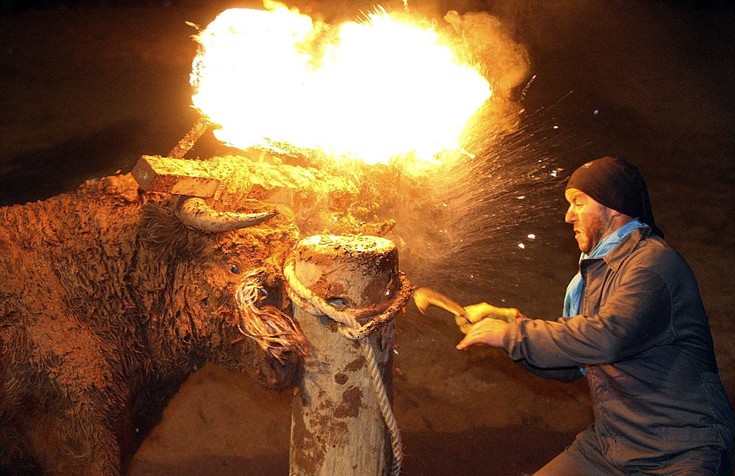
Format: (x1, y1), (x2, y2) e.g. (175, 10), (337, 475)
(175, 197), (277, 233)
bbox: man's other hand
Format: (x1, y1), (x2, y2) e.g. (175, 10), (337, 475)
(456, 318), (509, 349)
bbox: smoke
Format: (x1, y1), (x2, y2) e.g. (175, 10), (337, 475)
(381, 118), (568, 304)
(443, 10), (531, 99)
(359, 10), (571, 305)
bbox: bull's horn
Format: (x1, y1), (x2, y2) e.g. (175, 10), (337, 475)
(177, 197), (278, 232)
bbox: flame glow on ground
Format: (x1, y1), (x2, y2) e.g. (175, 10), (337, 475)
(190, 2), (492, 167)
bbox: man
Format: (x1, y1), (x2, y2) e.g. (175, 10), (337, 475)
(457, 156), (735, 474)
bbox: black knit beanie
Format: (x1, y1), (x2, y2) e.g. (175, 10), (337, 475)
(566, 156), (664, 237)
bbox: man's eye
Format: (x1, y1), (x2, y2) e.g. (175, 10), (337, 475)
(230, 264), (241, 274)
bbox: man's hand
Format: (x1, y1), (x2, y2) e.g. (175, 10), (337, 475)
(464, 302), (520, 324)
(456, 318), (509, 349)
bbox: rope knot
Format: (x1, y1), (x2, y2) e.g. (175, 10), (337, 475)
(283, 256), (413, 340)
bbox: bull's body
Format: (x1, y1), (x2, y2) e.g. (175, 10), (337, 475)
(0, 174), (301, 475)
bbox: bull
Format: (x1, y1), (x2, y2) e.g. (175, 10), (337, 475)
(0, 173), (305, 475)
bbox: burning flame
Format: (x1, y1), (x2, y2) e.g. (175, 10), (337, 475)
(190, 1), (491, 166)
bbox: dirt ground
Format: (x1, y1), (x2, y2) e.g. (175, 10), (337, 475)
(1, 1), (733, 475)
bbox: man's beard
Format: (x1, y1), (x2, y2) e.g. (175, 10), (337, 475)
(577, 213), (606, 254)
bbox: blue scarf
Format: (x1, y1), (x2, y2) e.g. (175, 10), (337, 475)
(563, 218), (646, 317)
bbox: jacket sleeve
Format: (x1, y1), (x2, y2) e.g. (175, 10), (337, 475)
(503, 263), (673, 368)
(513, 358), (584, 382)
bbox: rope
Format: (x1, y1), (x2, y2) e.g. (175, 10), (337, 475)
(284, 256), (413, 476)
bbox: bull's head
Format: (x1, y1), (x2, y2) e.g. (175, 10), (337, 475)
(135, 195), (305, 390)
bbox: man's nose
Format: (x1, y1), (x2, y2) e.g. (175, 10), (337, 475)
(564, 206), (575, 223)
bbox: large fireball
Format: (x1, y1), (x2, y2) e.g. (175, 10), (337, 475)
(190, 1), (491, 166)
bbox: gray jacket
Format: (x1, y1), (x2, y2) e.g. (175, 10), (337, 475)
(503, 226), (735, 466)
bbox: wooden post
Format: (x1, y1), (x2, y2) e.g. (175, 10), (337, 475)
(289, 235), (400, 476)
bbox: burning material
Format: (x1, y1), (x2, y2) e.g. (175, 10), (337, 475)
(189, 1), (491, 168)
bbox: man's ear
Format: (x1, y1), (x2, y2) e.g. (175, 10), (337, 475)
(608, 208), (623, 218)
(609, 209), (634, 226)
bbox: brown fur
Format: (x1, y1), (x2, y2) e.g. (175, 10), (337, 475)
(0, 174), (303, 475)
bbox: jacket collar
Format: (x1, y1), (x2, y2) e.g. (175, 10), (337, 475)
(601, 225), (652, 271)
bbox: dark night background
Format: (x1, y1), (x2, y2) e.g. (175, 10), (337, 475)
(1, 0), (733, 474)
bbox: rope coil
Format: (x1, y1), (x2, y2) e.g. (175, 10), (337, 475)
(283, 256), (413, 476)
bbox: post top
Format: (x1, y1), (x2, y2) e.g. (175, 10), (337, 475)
(298, 234), (395, 254)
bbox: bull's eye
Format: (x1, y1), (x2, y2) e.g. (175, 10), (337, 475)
(230, 264), (241, 274)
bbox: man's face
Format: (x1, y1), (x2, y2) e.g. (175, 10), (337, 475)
(564, 188), (616, 254)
